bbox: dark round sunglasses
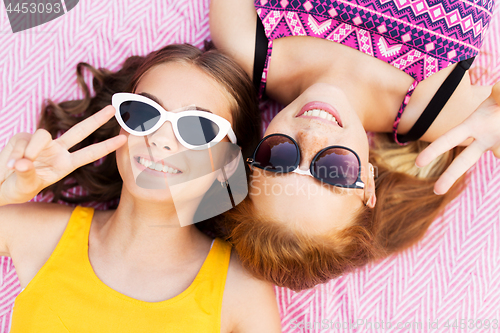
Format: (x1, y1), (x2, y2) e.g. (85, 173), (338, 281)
(246, 133), (365, 189)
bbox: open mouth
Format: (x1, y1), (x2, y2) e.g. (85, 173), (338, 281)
(301, 109), (340, 125)
(135, 156), (182, 174)
(296, 101), (343, 127)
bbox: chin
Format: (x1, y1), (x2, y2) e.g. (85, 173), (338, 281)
(123, 180), (175, 203)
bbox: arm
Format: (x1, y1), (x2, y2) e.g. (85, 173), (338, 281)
(399, 68), (492, 145)
(420, 83), (493, 145)
(222, 252), (282, 333)
(209, 0), (257, 79)
(0, 202), (73, 287)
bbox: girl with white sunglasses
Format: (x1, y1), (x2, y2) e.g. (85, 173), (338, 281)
(0, 44), (281, 332)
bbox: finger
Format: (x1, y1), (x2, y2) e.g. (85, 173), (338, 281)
(55, 105), (116, 150)
(13, 158), (39, 188)
(0, 133), (32, 169)
(416, 123), (471, 167)
(0, 159), (38, 205)
(0, 137), (17, 172)
(70, 134), (127, 169)
(6, 135), (32, 169)
(493, 144), (500, 159)
(434, 140), (485, 195)
(4, 158), (42, 203)
(24, 129), (53, 161)
(492, 82), (500, 104)
(14, 158), (35, 174)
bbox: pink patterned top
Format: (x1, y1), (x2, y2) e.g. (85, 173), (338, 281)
(254, 0), (495, 143)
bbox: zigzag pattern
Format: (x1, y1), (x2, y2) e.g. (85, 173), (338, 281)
(377, 0), (491, 37)
(258, 0), (494, 65)
(0, 1), (500, 332)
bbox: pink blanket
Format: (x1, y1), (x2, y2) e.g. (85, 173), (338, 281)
(0, 0), (499, 332)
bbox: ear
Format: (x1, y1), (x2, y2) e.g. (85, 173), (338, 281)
(216, 150), (242, 183)
(364, 163), (377, 208)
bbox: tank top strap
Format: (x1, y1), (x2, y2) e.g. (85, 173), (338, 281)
(392, 81), (419, 145)
(191, 238), (232, 314)
(46, 206), (94, 278)
(56, 206), (94, 262)
(196, 238), (231, 281)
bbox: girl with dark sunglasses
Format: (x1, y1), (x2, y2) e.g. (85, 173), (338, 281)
(210, 0), (499, 291)
(0, 44), (281, 332)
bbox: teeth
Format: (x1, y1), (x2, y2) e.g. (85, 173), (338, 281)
(303, 109), (339, 125)
(137, 157), (180, 174)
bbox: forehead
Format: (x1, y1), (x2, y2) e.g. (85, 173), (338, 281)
(134, 62), (232, 120)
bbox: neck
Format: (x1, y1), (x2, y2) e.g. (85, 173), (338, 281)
(94, 187), (211, 267)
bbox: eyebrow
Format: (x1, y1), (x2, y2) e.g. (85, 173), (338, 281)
(137, 92), (213, 113)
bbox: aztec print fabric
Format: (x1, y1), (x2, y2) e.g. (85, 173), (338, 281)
(0, 0), (499, 332)
(255, 0), (496, 142)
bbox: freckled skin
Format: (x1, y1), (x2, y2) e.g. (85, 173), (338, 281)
(249, 83), (377, 234)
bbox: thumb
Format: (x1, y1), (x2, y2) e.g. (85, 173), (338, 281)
(492, 144), (500, 159)
(492, 82), (500, 105)
(13, 159), (41, 196)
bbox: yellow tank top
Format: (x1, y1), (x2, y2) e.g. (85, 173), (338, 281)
(11, 206), (232, 332)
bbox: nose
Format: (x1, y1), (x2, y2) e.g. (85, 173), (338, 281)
(146, 121), (180, 153)
(295, 128), (329, 170)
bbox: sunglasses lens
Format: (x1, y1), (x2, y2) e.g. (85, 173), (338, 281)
(313, 148), (359, 186)
(254, 136), (298, 173)
(177, 116), (220, 146)
(120, 101), (161, 132)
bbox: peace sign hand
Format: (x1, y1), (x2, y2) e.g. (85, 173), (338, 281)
(0, 106), (127, 206)
(416, 82), (500, 195)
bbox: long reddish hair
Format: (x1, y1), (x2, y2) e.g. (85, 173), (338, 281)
(220, 133), (466, 291)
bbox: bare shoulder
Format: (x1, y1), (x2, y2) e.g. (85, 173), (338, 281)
(209, 0), (257, 79)
(0, 202), (74, 254)
(0, 202), (74, 287)
(399, 68), (493, 143)
(221, 251), (282, 333)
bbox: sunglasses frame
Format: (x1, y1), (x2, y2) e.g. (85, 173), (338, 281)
(112, 92), (237, 150)
(246, 133), (365, 189)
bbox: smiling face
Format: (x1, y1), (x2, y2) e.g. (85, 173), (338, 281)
(115, 61), (234, 208)
(249, 82), (376, 234)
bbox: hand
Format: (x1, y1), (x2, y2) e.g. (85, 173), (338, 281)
(0, 106), (127, 205)
(416, 82), (500, 195)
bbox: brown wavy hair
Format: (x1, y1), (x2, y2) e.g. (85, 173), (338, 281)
(220, 133), (466, 291)
(38, 43), (260, 206)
